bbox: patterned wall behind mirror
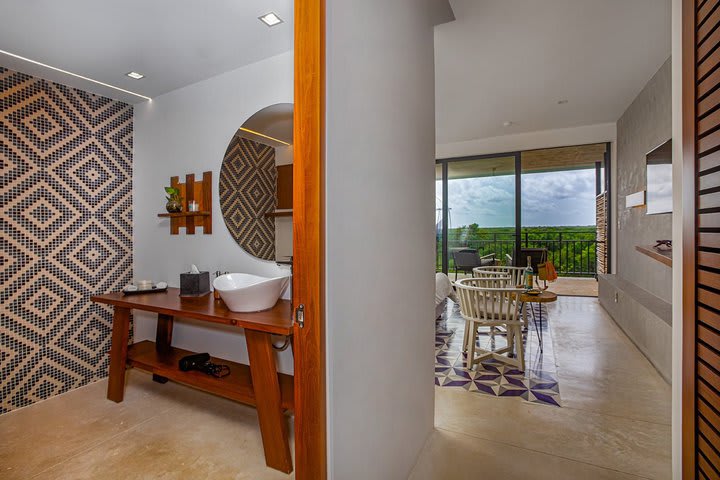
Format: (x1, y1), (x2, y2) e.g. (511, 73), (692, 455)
(219, 136), (277, 260)
(219, 103), (293, 262)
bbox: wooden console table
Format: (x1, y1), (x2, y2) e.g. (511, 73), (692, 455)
(91, 288), (294, 474)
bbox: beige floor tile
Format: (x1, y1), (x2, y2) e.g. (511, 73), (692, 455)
(434, 388), (670, 479)
(36, 381), (295, 480)
(0, 370), (294, 480)
(557, 369), (671, 425)
(553, 342), (659, 379)
(409, 429), (646, 480)
(431, 295), (672, 479)
(0, 371), (189, 479)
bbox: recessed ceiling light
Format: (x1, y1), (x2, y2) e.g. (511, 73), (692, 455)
(259, 12), (283, 27)
(503, 121), (513, 127)
(557, 99), (569, 105)
(126, 71), (144, 80)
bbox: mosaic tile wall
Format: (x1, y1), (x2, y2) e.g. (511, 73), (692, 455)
(219, 134), (276, 260)
(0, 67), (133, 413)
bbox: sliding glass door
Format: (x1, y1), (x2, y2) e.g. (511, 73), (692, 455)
(520, 146), (604, 277)
(436, 143), (610, 278)
(441, 155), (517, 277)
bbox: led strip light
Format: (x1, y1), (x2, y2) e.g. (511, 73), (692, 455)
(0, 49), (152, 102)
(238, 127), (291, 146)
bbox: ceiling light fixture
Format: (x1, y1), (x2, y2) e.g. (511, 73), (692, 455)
(126, 71), (145, 80)
(239, 127), (291, 146)
(259, 12), (283, 27)
(0, 49), (151, 101)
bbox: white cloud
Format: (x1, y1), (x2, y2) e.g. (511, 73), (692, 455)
(441, 169), (597, 228)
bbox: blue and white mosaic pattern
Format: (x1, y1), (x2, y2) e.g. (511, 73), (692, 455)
(435, 300), (562, 407)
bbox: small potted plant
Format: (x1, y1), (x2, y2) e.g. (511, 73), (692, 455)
(165, 186), (183, 213)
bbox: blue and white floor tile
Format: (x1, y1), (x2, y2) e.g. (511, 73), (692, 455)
(435, 300), (562, 407)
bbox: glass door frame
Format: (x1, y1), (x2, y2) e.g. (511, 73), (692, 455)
(436, 142), (612, 274)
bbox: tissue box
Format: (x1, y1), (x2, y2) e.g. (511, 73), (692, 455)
(180, 271), (210, 297)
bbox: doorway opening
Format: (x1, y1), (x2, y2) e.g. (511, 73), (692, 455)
(436, 142), (611, 297)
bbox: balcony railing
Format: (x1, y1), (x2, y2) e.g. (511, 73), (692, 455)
(437, 229), (603, 277)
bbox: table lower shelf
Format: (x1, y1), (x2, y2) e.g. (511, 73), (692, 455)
(127, 340), (294, 410)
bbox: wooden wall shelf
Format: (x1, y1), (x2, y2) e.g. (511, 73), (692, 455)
(635, 245), (672, 267)
(264, 210), (293, 218)
(160, 171), (212, 235)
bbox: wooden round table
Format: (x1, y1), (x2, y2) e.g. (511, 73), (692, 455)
(519, 290), (557, 352)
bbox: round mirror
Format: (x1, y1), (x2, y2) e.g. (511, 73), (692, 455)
(219, 103), (293, 262)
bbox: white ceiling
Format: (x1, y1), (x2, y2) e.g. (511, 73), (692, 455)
(0, 0), (293, 104)
(435, 0), (671, 144)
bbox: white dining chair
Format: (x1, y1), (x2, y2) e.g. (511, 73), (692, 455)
(455, 277), (525, 371)
(473, 265), (525, 288)
(473, 265), (530, 328)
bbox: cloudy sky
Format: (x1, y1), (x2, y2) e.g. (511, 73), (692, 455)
(437, 169), (597, 228)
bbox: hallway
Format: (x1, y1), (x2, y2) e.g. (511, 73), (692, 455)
(412, 296), (671, 479)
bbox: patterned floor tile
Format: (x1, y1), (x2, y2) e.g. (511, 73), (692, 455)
(435, 300), (562, 407)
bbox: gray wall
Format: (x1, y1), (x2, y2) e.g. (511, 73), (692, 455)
(326, 0), (437, 478)
(616, 57), (672, 303)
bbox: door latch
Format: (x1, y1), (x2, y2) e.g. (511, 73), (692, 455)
(295, 304), (305, 328)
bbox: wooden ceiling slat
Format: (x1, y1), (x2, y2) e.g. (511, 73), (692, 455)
(521, 144), (606, 173)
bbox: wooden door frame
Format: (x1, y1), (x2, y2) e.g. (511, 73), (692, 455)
(293, 0), (326, 479)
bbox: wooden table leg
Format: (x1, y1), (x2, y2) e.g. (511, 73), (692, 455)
(246, 329), (293, 474)
(107, 307), (131, 402)
(153, 313), (174, 383)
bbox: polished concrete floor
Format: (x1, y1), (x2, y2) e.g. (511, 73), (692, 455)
(411, 296), (671, 480)
(1, 296), (669, 479)
(0, 370), (294, 480)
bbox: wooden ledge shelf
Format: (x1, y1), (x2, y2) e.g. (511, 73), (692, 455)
(635, 245), (672, 267)
(264, 210), (293, 218)
(161, 171), (212, 235)
(127, 340), (294, 410)
(157, 211), (211, 218)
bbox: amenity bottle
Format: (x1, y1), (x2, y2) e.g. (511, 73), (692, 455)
(524, 256), (534, 290)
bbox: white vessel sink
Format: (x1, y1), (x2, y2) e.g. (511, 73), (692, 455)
(213, 273), (290, 312)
